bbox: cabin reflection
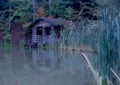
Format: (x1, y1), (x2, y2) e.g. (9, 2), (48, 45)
(32, 49), (61, 72)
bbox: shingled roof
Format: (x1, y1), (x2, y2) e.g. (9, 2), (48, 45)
(29, 17), (72, 28)
(29, 18), (63, 28)
(26, 17), (73, 36)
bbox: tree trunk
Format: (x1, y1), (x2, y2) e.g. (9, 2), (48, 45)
(49, 0), (52, 15)
(9, 1), (11, 30)
(32, 0), (36, 22)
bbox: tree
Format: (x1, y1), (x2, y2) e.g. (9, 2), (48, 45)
(48, 0), (73, 18)
(0, 0), (34, 42)
(36, 7), (46, 18)
(0, 0), (9, 10)
(70, 0), (99, 20)
(32, 0), (36, 21)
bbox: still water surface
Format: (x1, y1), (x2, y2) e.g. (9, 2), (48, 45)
(0, 47), (96, 85)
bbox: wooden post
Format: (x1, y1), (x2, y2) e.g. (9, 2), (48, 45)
(51, 26), (55, 39)
(42, 27), (46, 44)
(51, 26), (55, 46)
(32, 26), (37, 43)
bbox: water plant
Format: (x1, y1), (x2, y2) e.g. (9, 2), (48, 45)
(82, 53), (102, 85)
(60, 20), (98, 52)
(98, 6), (120, 84)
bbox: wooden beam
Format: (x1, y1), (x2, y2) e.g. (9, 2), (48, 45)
(42, 27), (46, 44)
(32, 26), (37, 43)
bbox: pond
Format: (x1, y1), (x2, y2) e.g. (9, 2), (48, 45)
(0, 47), (96, 85)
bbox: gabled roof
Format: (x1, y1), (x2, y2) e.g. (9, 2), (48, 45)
(28, 17), (72, 28)
(26, 17), (73, 36)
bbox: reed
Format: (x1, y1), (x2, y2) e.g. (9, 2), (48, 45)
(60, 5), (120, 85)
(98, 6), (120, 84)
(60, 21), (98, 52)
(82, 53), (102, 85)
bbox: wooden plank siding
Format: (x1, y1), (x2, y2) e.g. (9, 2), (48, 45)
(32, 26), (37, 43)
(11, 23), (24, 45)
(36, 35), (42, 43)
(32, 26), (56, 45)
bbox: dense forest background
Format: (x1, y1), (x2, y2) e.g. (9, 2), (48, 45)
(0, 0), (99, 24)
(0, 0), (119, 29)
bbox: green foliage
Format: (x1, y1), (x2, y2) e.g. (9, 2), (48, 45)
(3, 30), (11, 42)
(0, 42), (13, 47)
(19, 40), (25, 48)
(98, 6), (120, 84)
(0, 0), (33, 43)
(102, 79), (107, 85)
(10, 0), (33, 23)
(47, 0), (72, 18)
(0, 0), (9, 10)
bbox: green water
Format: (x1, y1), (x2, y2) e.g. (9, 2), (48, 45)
(0, 47), (96, 85)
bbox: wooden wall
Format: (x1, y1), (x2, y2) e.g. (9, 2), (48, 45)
(10, 23), (25, 45)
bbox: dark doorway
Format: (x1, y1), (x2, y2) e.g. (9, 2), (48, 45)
(45, 27), (51, 35)
(37, 27), (42, 35)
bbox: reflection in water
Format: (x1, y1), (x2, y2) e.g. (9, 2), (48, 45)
(32, 49), (59, 72)
(0, 47), (96, 85)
